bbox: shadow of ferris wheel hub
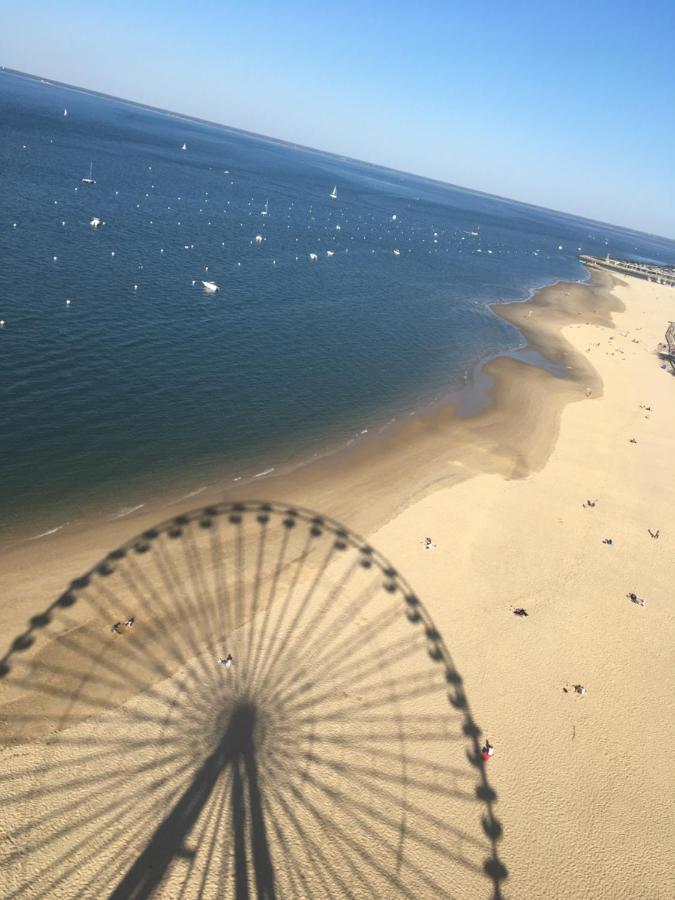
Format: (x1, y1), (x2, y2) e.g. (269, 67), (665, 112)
(0, 500), (508, 899)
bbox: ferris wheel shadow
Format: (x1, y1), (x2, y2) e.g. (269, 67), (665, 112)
(109, 700), (275, 900)
(0, 501), (508, 900)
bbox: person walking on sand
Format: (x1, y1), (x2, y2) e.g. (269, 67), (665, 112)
(481, 740), (494, 761)
(217, 653), (233, 669)
(124, 617), (135, 628)
(111, 622), (122, 635)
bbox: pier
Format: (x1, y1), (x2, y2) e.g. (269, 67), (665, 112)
(579, 254), (675, 287)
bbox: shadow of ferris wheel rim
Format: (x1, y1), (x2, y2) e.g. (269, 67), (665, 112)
(0, 500), (507, 899)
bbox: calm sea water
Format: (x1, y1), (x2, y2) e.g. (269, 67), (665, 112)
(1, 70), (674, 542)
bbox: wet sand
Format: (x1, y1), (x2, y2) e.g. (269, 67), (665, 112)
(1, 269), (674, 897)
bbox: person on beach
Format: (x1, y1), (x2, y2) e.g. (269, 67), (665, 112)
(423, 537), (436, 549)
(217, 654), (233, 668)
(628, 593), (646, 607)
(512, 607), (528, 617)
(564, 684), (587, 696)
(602, 538), (613, 545)
(481, 741), (494, 761)
(111, 622), (122, 635)
(124, 617), (135, 628)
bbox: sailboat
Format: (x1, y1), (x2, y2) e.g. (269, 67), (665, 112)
(63, 108), (68, 117)
(330, 186), (337, 200)
(180, 143), (187, 150)
(260, 199), (269, 216)
(469, 225), (480, 237)
(81, 162), (96, 185)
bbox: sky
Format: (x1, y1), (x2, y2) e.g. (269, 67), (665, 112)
(2, 0), (674, 238)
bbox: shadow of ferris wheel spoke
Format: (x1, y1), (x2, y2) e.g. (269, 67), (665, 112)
(0, 501), (508, 899)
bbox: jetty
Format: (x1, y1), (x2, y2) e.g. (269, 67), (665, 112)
(579, 254), (675, 287)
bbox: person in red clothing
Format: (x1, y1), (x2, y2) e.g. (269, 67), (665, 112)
(481, 740), (494, 761)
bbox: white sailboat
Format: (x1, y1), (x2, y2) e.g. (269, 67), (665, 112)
(202, 280), (220, 293)
(181, 143), (187, 150)
(330, 186), (337, 200)
(63, 108), (68, 117)
(81, 162), (96, 185)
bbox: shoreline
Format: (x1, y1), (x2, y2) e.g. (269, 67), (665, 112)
(0, 269), (617, 624)
(2, 267), (604, 554)
(2, 268), (674, 897)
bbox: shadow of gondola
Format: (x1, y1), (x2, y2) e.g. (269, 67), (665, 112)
(0, 501), (507, 899)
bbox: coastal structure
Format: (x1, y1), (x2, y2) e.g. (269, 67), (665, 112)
(661, 321), (675, 371)
(579, 253), (675, 286)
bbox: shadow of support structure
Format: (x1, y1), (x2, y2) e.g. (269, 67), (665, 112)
(110, 702), (276, 900)
(0, 501), (507, 899)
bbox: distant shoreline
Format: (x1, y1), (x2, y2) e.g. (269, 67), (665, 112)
(2, 66), (671, 243)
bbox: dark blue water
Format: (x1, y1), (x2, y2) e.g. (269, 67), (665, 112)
(2, 70), (674, 541)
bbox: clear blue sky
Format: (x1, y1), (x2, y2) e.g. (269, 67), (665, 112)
(2, 0), (674, 237)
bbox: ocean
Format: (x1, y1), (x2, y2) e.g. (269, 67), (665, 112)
(1, 69), (674, 543)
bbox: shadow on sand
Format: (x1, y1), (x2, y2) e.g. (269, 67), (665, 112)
(0, 501), (507, 899)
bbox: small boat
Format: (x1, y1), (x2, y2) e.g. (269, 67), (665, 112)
(393, 249), (401, 256)
(181, 143), (187, 150)
(63, 108), (68, 117)
(202, 280), (220, 292)
(82, 162), (96, 185)
(260, 200), (269, 216)
(89, 217), (102, 228)
(469, 226), (480, 237)
(330, 186), (337, 200)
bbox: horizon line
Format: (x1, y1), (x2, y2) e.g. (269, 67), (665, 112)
(2, 64), (674, 245)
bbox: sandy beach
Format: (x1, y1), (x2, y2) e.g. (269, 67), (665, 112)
(1, 269), (674, 898)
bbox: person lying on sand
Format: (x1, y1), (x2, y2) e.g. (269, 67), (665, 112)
(512, 608), (528, 617)
(563, 684), (587, 696)
(124, 617), (135, 628)
(423, 537), (437, 549)
(602, 538), (613, 545)
(582, 499), (597, 508)
(627, 593), (646, 607)
(111, 622), (122, 635)
(217, 654), (234, 668)
(629, 438), (638, 444)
